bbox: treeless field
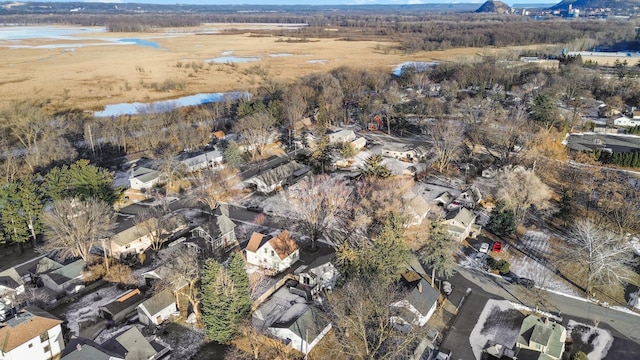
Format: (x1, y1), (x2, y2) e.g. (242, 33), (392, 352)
(0, 24), (553, 112)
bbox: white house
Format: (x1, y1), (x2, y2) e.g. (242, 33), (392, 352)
(328, 129), (356, 144)
(110, 220), (156, 257)
(296, 254), (339, 293)
(128, 167), (160, 191)
(136, 289), (177, 326)
(614, 116), (640, 127)
(0, 307), (64, 360)
(391, 275), (439, 328)
(246, 230), (299, 273)
(180, 150), (224, 172)
(443, 207), (479, 242)
(267, 307), (332, 356)
(40, 259), (86, 296)
(190, 214), (237, 252)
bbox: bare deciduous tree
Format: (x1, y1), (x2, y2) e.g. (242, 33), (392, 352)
(496, 168), (552, 224)
(234, 111), (276, 160)
(563, 219), (639, 294)
(285, 175), (352, 250)
(189, 168), (240, 211)
(326, 276), (423, 360)
(429, 119), (464, 173)
(40, 198), (115, 262)
(161, 247), (202, 319)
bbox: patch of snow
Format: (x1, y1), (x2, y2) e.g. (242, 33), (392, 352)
(469, 299), (516, 360)
(567, 320), (614, 360)
(63, 285), (123, 336)
(307, 59), (328, 64)
(508, 302), (562, 322)
(630, 237), (640, 256)
(509, 254), (579, 296)
(519, 231), (550, 257)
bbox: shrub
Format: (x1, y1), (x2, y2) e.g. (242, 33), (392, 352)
(571, 352), (588, 360)
(487, 257), (510, 275)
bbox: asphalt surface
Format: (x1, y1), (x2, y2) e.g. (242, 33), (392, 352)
(440, 266), (640, 360)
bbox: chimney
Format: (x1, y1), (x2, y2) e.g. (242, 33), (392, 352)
(76, 344), (82, 352)
(418, 282), (423, 293)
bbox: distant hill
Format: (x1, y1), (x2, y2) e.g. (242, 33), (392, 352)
(550, 0), (640, 10)
(475, 1), (512, 13)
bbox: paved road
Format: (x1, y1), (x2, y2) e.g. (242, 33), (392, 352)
(440, 265), (640, 359)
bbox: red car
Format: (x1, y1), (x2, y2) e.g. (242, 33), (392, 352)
(492, 241), (503, 253)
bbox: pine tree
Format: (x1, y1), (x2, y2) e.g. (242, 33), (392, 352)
(419, 220), (457, 282)
(223, 141), (245, 168)
(487, 201), (517, 237)
(44, 159), (122, 205)
(202, 260), (236, 343)
(0, 176), (45, 249)
(227, 251), (251, 316)
(358, 154), (392, 179)
(362, 212), (410, 285)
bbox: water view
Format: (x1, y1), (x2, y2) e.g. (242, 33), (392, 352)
(94, 92), (250, 117)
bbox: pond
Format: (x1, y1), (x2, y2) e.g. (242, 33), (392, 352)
(393, 61), (439, 77)
(94, 91), (250, 117)
(205, 56), (261, 63)
(118, 38), (160, 49)
(0, 25), (105, 40)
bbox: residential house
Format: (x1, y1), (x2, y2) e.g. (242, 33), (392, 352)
(295, 254), (339, 293)
(350, 137), (367, 151)
(128, 167), (160, 191)
(0, 268), (24, 308)
(244, 162), (305, 194)
(327, 129), (356, 144)
(613, 116), (640, 127)
(391, 272), (439, 328)
(14, 256), (63, 286)
(62, 337), (125, 360)
(516, 315), (566, 360)
(100, 327), (170, 360)
(99, 289), (146, 325)
(179, 150), (224, 172)
(110, 220), (156, 257)
(253, 286), (331, 356)
(434, 191), (454, 207)
(246, 230), (299, 273)
(136, 289), (177, 326)
(403, 188), (433, 226)
(40, 259), (86, 296)
(0, 307), (64, 360)
(443, 207), (479, 242)
(382, 144), (428, 163)
(450, 186), (482, 210)
(190, 213), (237, 251)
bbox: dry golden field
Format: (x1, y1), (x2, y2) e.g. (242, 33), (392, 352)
(0, 24), (553, 112)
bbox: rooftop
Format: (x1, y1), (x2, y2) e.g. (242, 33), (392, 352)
(0, 307), (62, 353)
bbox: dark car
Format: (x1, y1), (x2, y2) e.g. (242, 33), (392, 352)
(246, 205), (263, 213)
(517, 278), (535, 288)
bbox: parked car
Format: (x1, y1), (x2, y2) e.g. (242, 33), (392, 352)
(246, 205), (263, 213)
(517, 278), (535, 288)
(435, 349), (451, 360)
(492, 241), (503, 253)
(479, 243), (489, 253)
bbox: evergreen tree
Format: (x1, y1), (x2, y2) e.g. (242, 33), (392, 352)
(44, 159), (122, 205)
(358, 154), (392, 179)
(223, 141), (245, 168)
(487, 201), (517, 237)
(201, 259), (236, 343)
(571, 351), (588, 360)
(0, 176), (45, 249)
(227, 251), (251, 316)
(419, 220), (457, 281)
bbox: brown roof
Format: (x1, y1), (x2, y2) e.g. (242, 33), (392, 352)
(246, 232), (266, 253)
(0, 308), (62, 353)
(268, 230), (298, 260)
(213, 130), (225, 139)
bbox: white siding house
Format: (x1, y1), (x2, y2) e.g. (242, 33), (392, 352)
(328, 129), (356, 144)
(246, 230), (299, 273)
(614, 116), (640, 127)
(110, 220), (156, 257)
(136, 289), (177, 326)
(443, 207), (479, 242)
(180, 150), (224, 172)
(128, 167), (161, 191)
(0, 307), (64, 360)
(40, 259), (86, 296)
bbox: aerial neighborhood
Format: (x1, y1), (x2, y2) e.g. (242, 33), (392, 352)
(2, 1), (640, 360)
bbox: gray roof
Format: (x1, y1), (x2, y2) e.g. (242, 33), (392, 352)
(404, 279), (439, 317)
(445, 207), (475, 227)
(112, 220), (154, 247)
(101, 289), (146, 317)
(0, 268), (23, 289)
(45, 259), (86, 285)
(14, 255), (62, 278)
(138, 289), (175, 317)
(271, 306), (330, 342)
(131, 167), (160, 183)
(102, 327), (157, 360)
(181, 150), (223, 169)
(245, 161), (304, 192)
(565, 133), (640, 153)
(62, 337), (124, 360)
